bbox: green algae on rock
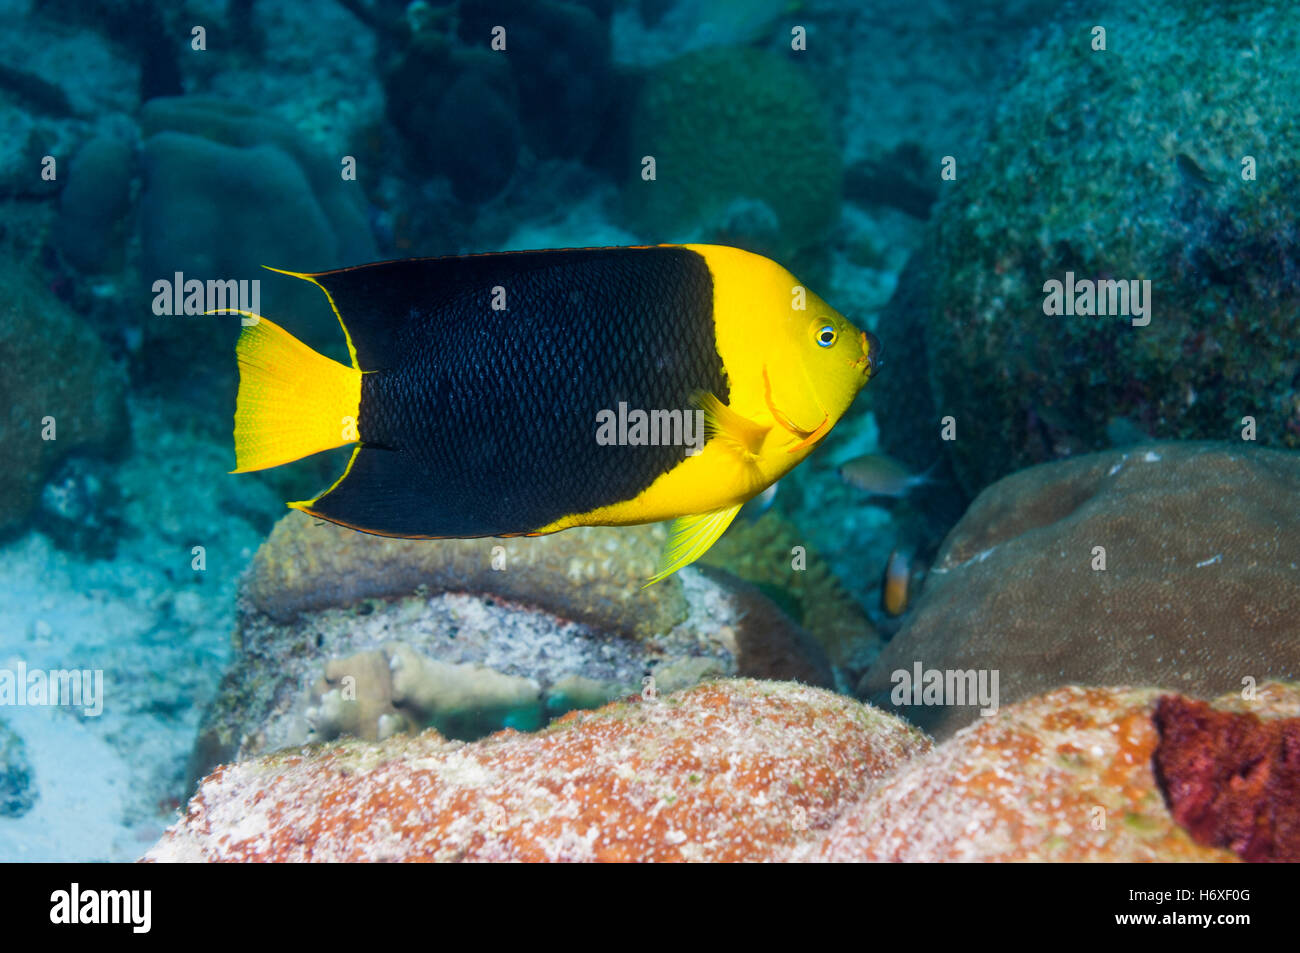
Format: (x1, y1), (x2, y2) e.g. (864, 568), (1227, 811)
(859, 442), (1300, 738)
(874, 2), (1300, 496)
(247, 512), (687, 638)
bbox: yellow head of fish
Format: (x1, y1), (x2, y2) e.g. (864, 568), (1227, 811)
(686, 244), (881, 471)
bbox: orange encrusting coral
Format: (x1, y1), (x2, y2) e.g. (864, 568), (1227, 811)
(794, 684), (1300, 862)
(147, 680), (929, 863)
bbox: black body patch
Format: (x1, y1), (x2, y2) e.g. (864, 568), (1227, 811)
(307, 246), (726, 537)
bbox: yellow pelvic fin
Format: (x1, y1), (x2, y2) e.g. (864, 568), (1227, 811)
(693, 390), (768, 462)
(230, 313), (362, 473)
(643, 503), (744, 588)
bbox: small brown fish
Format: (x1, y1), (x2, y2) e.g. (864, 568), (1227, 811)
(838, 453), (934, 498)
(882, 549), (912, 616)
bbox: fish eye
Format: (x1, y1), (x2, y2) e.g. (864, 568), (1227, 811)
(815, 325), (837, 348)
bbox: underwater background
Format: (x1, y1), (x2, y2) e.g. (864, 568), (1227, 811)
(1, 0), (1298, 862)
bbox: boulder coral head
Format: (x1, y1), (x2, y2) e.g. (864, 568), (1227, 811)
(152, 680), (929, 863)
(801, 682), (1300, 863)
(860, 442), (1300, 738)
(873, 2), (1300, 496)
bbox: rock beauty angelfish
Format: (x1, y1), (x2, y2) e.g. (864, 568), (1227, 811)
(230, 244), (881, 585)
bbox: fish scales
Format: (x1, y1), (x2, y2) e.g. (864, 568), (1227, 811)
(319, 247), (728, 536)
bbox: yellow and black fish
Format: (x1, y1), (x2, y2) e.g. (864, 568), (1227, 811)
(230, 244), (881, 583)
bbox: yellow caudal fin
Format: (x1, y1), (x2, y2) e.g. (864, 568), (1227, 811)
(643, 503), (744, 588)
(229, 313), (362, 473)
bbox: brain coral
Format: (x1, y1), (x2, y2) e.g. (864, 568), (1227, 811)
(622, 48), (841, 271)
(859, 442), (1300, 737)
(875, 1), (1300, 495)
(150, 679), (929, 863)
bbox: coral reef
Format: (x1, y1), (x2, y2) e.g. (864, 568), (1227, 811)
(55, 133), (135, 274)
(383, 43), (520, 204)
(0, 260), (127, 535)
(702, 511), (884, 682)
(0, 719), (35, 819)
(153, 679), (1300, 862)
(190, 512), (833, 779)
(308, 643), (544, 743)
(149, 679), (930, 862)
(137, 96), (377, 365)
(247, 511), (685, 636)
(860, 442), (1300, 737)
(796, 683), (1300, 862)
(35, 454), (123, 558)
(873, 2), (1300, 496)
(621, 48), (840, 276)
(1154, 694), (1300, 862)
(457, 0), (614, 162)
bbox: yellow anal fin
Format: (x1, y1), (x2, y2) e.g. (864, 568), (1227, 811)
(693, 390), (768, 461)
(643, 503), (744, 588)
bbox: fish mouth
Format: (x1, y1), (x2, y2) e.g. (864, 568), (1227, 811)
(849, 330), (883, 380)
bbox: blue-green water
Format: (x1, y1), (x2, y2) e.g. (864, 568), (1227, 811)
(0, 0), (1297, 862)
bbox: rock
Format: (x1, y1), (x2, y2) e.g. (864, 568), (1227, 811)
(383, 39), (520, 203)
(246, 511), (686, 637)
(149, 679), (929, 862)
(797, 683), (1300, 862)
(1154, 694), (1300, 862)
(0, 719), (35, 818)
(457, 0), (613, 161)
(190, 512), (834, 779)
(55, 133), (135, 273)
(703, 511), (885, 685)
(859, 442), (1300, 737)
(872, 1), (1300, 496)
(35, 453), (122, 558)
(621, 48), (840, 276)
(0, 260), (128, 535)
(137, 97), (377, 373)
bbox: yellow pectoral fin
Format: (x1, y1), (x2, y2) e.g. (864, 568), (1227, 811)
(693, 390), (768, 461)
(643, 503), (744, 588)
